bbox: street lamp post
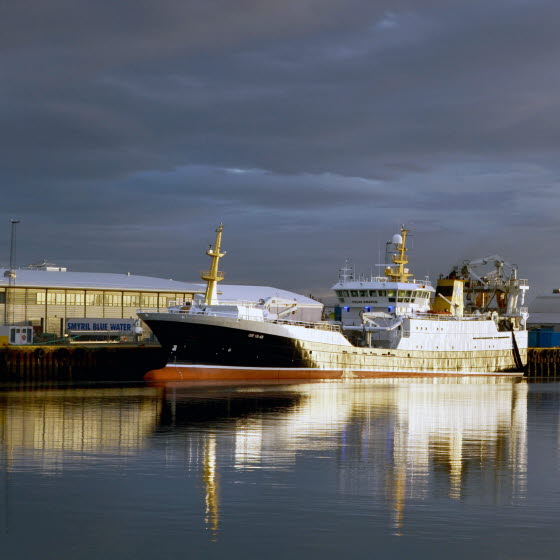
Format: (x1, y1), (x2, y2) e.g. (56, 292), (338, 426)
(3, 219), (20, 325)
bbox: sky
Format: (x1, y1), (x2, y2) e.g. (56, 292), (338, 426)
(1, 0), (559, 300)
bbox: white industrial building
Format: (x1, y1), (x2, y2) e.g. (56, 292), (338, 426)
(0, 264), (322, 338)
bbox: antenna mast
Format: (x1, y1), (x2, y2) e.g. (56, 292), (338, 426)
(201, 224), (226, 305)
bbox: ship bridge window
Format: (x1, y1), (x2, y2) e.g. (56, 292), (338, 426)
(359, 290), (367, 297)
(350, 291), (358, 297)
(397, 290), (413, 303)
(368, 290), (377, 297)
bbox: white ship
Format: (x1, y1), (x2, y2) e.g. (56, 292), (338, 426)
(139, 226), (529, 379)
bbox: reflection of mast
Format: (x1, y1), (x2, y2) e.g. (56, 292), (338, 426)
(203, 434), (219, 539)
(390, 424), (407, 536)
(510, 382), (528, 499)
(449, 431), (463, 500)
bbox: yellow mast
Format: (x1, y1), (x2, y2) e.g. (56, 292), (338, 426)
(384, 226), (413, 283)
(201, 224), (226, 305)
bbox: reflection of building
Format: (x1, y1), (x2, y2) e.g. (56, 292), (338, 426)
(0, 388), (162, 473)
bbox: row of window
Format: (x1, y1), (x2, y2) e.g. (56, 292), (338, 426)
(35, 292), (191, 307)
(336, 289), (431, 299)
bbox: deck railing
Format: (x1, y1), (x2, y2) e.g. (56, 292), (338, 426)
(412, 312), (491, 321)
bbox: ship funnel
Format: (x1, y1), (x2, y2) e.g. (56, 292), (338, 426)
(432, 278), (464, 317)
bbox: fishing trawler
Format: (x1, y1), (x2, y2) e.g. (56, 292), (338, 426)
(139, 226), (529, 379)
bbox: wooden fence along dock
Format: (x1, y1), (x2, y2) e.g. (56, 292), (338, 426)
(0, 345), (167, 380)
(526, 348), (560, 378)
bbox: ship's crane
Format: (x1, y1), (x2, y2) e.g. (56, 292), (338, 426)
(445, 255), (529, 326)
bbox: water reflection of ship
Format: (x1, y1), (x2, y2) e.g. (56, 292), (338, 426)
(333, 378), (528, 533)
(172, 378), (529, 536)
(155, 384), (305, 538)
(0, 379), (530, 539)
(157, 385), (304, 427)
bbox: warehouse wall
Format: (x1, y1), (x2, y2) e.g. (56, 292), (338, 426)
(0, 287), (196, 336)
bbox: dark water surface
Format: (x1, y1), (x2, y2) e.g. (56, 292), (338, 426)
(0, 377), (558, 559)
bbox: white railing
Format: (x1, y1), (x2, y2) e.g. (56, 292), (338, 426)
(268, 318), (342, 332)
(344, 276), (433, 286)
(413, 312), (490, 321)
(168, 299), (265, 309)
(199, 308), (341, 332)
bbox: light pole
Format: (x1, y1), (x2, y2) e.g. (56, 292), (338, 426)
(3, 219), (20, 325)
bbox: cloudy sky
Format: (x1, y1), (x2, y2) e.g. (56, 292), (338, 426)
(1, 0), (559, 298)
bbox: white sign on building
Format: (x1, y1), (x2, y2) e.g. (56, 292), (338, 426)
(65, 318), (137, 334)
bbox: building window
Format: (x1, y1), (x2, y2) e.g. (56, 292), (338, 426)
(86, 293), (103, 306)
(36, 292), (46, 305)
(158, 296), (167, 308)
(123, 294), (140, 307)
(64, 293), (85, 306)
(141, 294), (158, 308)
(104, 293), (122, 307)
(47, 292), (65, 305)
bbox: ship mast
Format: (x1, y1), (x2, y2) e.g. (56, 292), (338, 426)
(385, 226), (413, 283)
(201, 224), (226, 305)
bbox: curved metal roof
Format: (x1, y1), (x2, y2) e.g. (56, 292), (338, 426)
(0, 268), (321, 306)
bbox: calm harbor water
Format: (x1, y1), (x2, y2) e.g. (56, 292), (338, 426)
(0, 376), (558, 559)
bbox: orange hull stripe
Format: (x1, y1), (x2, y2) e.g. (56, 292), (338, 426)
(144, 366), (510, 381)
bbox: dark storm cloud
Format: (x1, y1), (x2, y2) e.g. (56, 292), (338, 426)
(1, 0), (559, 295)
